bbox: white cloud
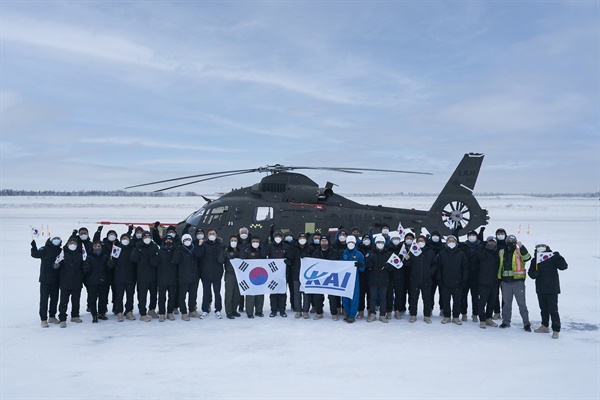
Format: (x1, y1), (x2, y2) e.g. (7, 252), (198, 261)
(78, 137), (242, 153)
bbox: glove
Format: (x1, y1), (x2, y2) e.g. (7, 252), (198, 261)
(479, 227), (486, 234)
(72, 229), (77, 236)
(284, 259), (292, 266)
(338, 225), (344, 230)
(354, 261), (364, 268)
(153, 221), (160, 229)
(31, 240), (37, 248)
(97, 226), (103, 233)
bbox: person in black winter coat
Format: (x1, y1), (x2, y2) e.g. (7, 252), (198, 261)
(173, 234), (202, 320)
(220, 235), (242, 319)
(83, 241), (110, 323)
(365, 236), (393, 323)
(131, 231), (159, 321)
(96, 228), (119, 316)
(290, 233), (312, 318)
(356, 234), (372, 319)
(108, 233), (137, 321)
(243, 237), (265, 318)
(261, 231), (293, 317)
(474, 237), (501, 328)
(309, 235), (341, 320)
(56, 237), (85, 327)
(427, 230), (444, 315)
(156, 235), (179, 321)
(437, 235), (469, 324)
(460, 230), (482, 322)
(528, 239), (568, 338)
(236, 227), (253, 313)
(386, 233), (409, 320)
(403, 235), (437, 323)
(31, 235), (62, 327)
(197, 229), (225, 318)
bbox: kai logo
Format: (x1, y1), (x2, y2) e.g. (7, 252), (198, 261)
(458, 169), (477, 177)
(303, 262), (352, 292)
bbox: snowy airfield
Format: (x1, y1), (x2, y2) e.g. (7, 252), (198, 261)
(1, 195), (598, 400)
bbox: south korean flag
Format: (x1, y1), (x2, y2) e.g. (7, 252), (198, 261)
(111, 245), (122, 259)
(396, 222), (406, 241)
(409, 243), (422, 257)
(536, 251), (555, 264)
(387, 253), (403, 269)
(230, 258), (287, 295)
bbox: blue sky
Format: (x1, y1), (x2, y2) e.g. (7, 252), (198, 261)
(1, 1), (598, 194)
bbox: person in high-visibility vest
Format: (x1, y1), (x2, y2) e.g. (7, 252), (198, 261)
(497, 235), (532, 331)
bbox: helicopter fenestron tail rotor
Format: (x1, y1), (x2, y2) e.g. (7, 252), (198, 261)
(125, 165), (433, 193)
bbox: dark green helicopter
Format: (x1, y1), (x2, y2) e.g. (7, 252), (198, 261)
(125, 153), (489, 239)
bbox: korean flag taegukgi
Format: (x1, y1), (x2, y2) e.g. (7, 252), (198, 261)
(230, 259), (287, 295)
(300, 257), (357, 298)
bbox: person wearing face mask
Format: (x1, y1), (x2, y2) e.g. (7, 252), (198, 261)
(83, 241), (110, 323)
(131, 226), (145, 247)
(236, 227), (252, 313)
(290, 233), (312, 318)
(459, 230), (482, 322)
(197, 229), (225, 319)
(403, 235), (437, 324)
(131, 231), (159, 322)
(219, 236), (242, 319)
(261, 231), (293, 317)
(498, 234), (532, 331)
(427, 230), (444, 316)
(155, 236), (179, 322)
(56, 237), (85, 327)
(172, 234), (202, 321)
(310, 235), (341, 320)
(75, 227), (93, 254)
(528, 239), (568, 339)
(356, 234), (372, 319)
(108, 234), (137, 322)
(283, 232), (297, 312)
(98, 228), (119, 316)
(365, 237), (393, 323)
(31, 235), (62, 327)
(309, 233), (322, 256)
(332, 229), (348, 252)
(474, 237), (500, 328)
(243, 237), (265, 318)
(491, 228), (508, 319)
(385, 233), (408, 320)
(437, 235), (469, 325)
(340, 236), (365, 323)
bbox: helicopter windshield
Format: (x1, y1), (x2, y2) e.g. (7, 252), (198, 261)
(202, 205), (229, 225)
(185, 206), (207, 227)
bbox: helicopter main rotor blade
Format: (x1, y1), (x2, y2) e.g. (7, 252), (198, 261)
(321, 167), (433, 175)
(153, 171), (255, 192)
(124, 168), (258, 189)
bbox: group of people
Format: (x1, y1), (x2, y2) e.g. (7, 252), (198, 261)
(31, 222), (568, 338)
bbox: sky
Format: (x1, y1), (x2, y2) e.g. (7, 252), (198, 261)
(1, 1), (598, 194)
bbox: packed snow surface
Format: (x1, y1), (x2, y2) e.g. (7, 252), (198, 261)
(1, 195), (598, 399)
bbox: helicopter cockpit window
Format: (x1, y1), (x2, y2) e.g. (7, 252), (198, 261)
(185, 207), (206, 227)
(202, 206), (229, 225)
(255, 207), (273, 222)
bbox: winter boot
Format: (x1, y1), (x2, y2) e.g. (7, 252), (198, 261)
(125, 311), (136, 321)
(395, 310), (402, 319)
(303, 312), (309, 319)
(524, 324), (532, 332)
(535, 325), (550, 333)
(310, 306), (316, 313)
(472, 315), (479, 323)
(552, 331), (560, 339)
(452, 318), (462, 325)
(409, 316), (417, 323)
(226, 314), (234, 319)
(269, 312), (277, 317)
(441, 317), (451, 324)
(140, 315), (151, 322)
(499, 323), (510, 329)
(480, 321), (487, 329)
(247, 315), (254, 319)
(357, 310), (364, 319)
(71, 317), (82, 323)
(486, 318), (498, 327)
(492, 312), (501, 320)
(92, 316), (98, 323)
(167, 313), (175, 321)
(173, 307), (180, 315)
(461, 314), (468, 322)
(200, 312), (208, 319)
(378, 315), (388, 323)
(385, 312), (391, 320)
(60, 321), (66, 328)
(159, 314), (166, 322)
(190, 311), (200, 318)
(367, 313), (377, 323)
(117, 313), (124, 322)
(423, 317), (432, 324)
(48, 317), (59, 324)
(332, 314), (339, 321)
(313, 314), (324, 320)
(280, 311), (287, 317)
(439, 310), (444, 317)
(148, 310), (159, 319)
(346, 318), (355, 324)
(41, 320), (49, 328)
(182, 313), (190, 321)
(98, 314), (108, 321)
(295, 312), (302, 319)
(215, 311), (223, 319)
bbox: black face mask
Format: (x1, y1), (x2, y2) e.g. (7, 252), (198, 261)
(93, 248), (102, 255)
(486, 243), (497, 251)
(506, 241), (517, 250)
(321, 245), (329, 251)
(164, 242), (174, 249)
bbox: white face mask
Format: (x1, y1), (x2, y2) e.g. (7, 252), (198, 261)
(240, 233), (248, 240)
(536, 246), (547, 253)
(417, 241), (426, 248)
(143, 238), (152, 245)
(251, 242), (260, 249)
(363, 239), (371, 246)
(121, 239), (130, 246)
(108, 234), (117, 242)
(376, 242), (385, 250)
(347, 242), (356, 250)
(432, 236), (440, 243)
(339, 236), (347, 243)
(313, 239), (320, 245)
(167, 232), (176, 238)
(497, 234), (506, 241)
(208, 235), (217, 242)
(68, 244), (77, 251)
(405, 239), (413, 246)
(274, 237), (282, 244)
(183, 240), (192, 246)
(52, 239), (62, 246)
(196, 234), (204, 240)
(298, 238), (307, 246)
(135, 233), (142, 239)
(285, 236), (293, 242)
(468, 236), (477, 243)
(391, 239), (401, 246)
(447, 242), (456, 249)
(230, 241), (238, 248)
(381, 229), (389, 235)
(79, 234), (88, 241)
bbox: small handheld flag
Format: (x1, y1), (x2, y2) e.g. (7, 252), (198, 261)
(81, 246), (87, 261)
(410, 244), (422, 256)
(111, 245), (122, 259)
(536, 251), (554, 264)
(387, 253), (403, 269)
(31, 226), (41, 239)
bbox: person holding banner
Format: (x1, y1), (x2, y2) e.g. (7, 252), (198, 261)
(242, 236), (265, 318)
(31, 235), (63, 327)
(83, 241), (110, 323)
(404, 235), (437, 324)
(220, 236), (242, 319)
(109, 233), (137, 321)
(310, 235), (341, 320)
(341, 236), (365, 323)
(528, 239), (568, 339)
(262, 231), (292, 317)
(290, 233), (312, 319)
(57, 237), (85, 328)
(365, 237), (393, 323)
(437, 235), (469, 325)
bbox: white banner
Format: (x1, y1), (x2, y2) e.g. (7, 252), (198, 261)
(300, 257), (357, 298)
(230, 258), (287, 295)
(536, 251), (555, 263)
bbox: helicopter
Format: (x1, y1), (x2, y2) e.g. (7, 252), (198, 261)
(124, 153), (489, 240)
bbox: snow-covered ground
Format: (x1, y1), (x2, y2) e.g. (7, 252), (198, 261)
(1, 195), (598, 399)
